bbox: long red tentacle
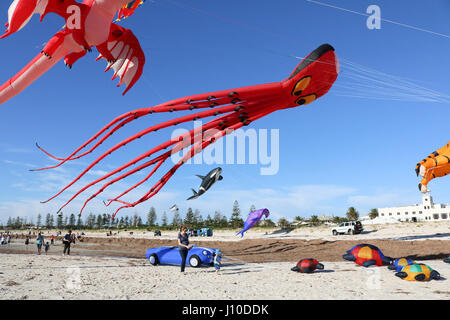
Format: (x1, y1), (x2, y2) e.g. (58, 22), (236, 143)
(49, 102), (271, 212)
(43, 95), (281, 207)
(34, 83), (281, 167)
(109, 105), (276, 218)
(78, 157), (167, 215)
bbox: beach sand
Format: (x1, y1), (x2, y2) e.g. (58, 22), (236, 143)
(1, 221), (449, 300)
(0, 253), (448, 300)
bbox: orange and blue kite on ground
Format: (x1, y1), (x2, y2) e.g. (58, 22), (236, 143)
(395, 263), (440, 281)
(388, 257), (415, 272)
(343, 244), (393, 267)
(291, 258), (324, 273)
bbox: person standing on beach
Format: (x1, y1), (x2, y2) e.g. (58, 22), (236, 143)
(44, 242), (50, 255)
(36, 232), (44, 255)
(25, 236), (30, 250)
(177, 226), (192, 273)
(50, 235), (54, 245)
(63, 230), (72, 256)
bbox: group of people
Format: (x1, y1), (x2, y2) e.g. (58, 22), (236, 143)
(0, 232), (11, 246)
(177, 225), (222, 274)
(4, 226), (222, 272)
(20, 230), (77, 256)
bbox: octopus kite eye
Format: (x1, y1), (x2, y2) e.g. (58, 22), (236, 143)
(296, 94), (317, 106)
(292, 76), (312, 96)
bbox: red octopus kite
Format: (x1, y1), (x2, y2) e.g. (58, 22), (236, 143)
(34, 43), (339, 217)
(415, 142), (450, 193)
(0, 0), (146, 104)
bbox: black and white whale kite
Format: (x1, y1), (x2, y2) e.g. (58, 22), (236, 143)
(187, 167), (223, 200)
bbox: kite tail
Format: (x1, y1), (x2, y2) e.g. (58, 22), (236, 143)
(235, 230), (245, 238)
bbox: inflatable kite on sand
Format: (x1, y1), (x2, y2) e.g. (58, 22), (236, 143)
(415, 142), (450, 193)
(291, 259), (324, 273)
(33, 44), (339, 218)
(343, 244), (393, 267)
(388, 258), (415, 272)
(235, 208), (270, 238)
(0, 0), (146, 104)
(395, 263), (440, 282)
(444, 257), (450, 264)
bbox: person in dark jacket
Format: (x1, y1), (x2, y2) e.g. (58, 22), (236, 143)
(177, 226), (192, 273)
(63, 230), (72, 256)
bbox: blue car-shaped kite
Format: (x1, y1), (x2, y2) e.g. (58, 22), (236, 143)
(145, 246), (216, 268)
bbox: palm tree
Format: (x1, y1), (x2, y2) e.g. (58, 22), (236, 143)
(369, 208), (379, 220)
(346, 207), (359, 221)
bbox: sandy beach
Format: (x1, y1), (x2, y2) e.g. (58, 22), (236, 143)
(1, 221), (449, 300)
(0, 253), (448, 300)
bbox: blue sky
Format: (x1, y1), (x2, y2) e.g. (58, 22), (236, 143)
(0, 0), (449, 224)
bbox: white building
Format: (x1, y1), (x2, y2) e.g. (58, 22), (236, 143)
(378, 195), (450, 222)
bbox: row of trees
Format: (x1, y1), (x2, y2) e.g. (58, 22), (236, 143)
(5, 200), (248, 230)
(4, 203), (379, 230)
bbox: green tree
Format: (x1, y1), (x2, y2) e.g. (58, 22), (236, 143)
(96, 215), (103, 229)
(310, 215), (320, 225)
(172, 211), (182, 228)
(85, 214), (95, 229)
(36, 214), (42, 228)
(346, 207), (359, 221)
(147, 207), (157, 226)
(56, 213), (63, 229)
(45, 213), (52, 228)
(161, 211), (168, 227)
(69, 214), (76, 229)
(230, 200), (244, 228)
(184, 208), (194, 226)
(220, 215), (228, 228)
(132, 212), (139, 227)
(278, 218), (291, 229)
(369, 208), (379, 220)
(204, 214), (213, 227)
(262, 219), (276, 228)
(213, 211), (222, 228)
(193, 209), (203, 228)
(76, 215), (83, 229)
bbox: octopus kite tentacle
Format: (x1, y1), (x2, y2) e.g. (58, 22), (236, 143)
(52, 100), (278, 216)
(109, 108), (275, 217)
(33, 90), (280, 170)
(36, 43), (339, 216)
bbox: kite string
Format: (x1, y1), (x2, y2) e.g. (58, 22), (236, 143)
(161, 0), (450, 104)
(305, 0), (450, 39)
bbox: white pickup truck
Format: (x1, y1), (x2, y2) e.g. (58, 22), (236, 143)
(332, 221), (363, 235)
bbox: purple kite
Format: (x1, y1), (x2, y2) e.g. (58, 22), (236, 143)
(235, 208), (270, 238)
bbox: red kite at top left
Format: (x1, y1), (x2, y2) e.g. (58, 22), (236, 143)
(0, 0), (146, 104)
